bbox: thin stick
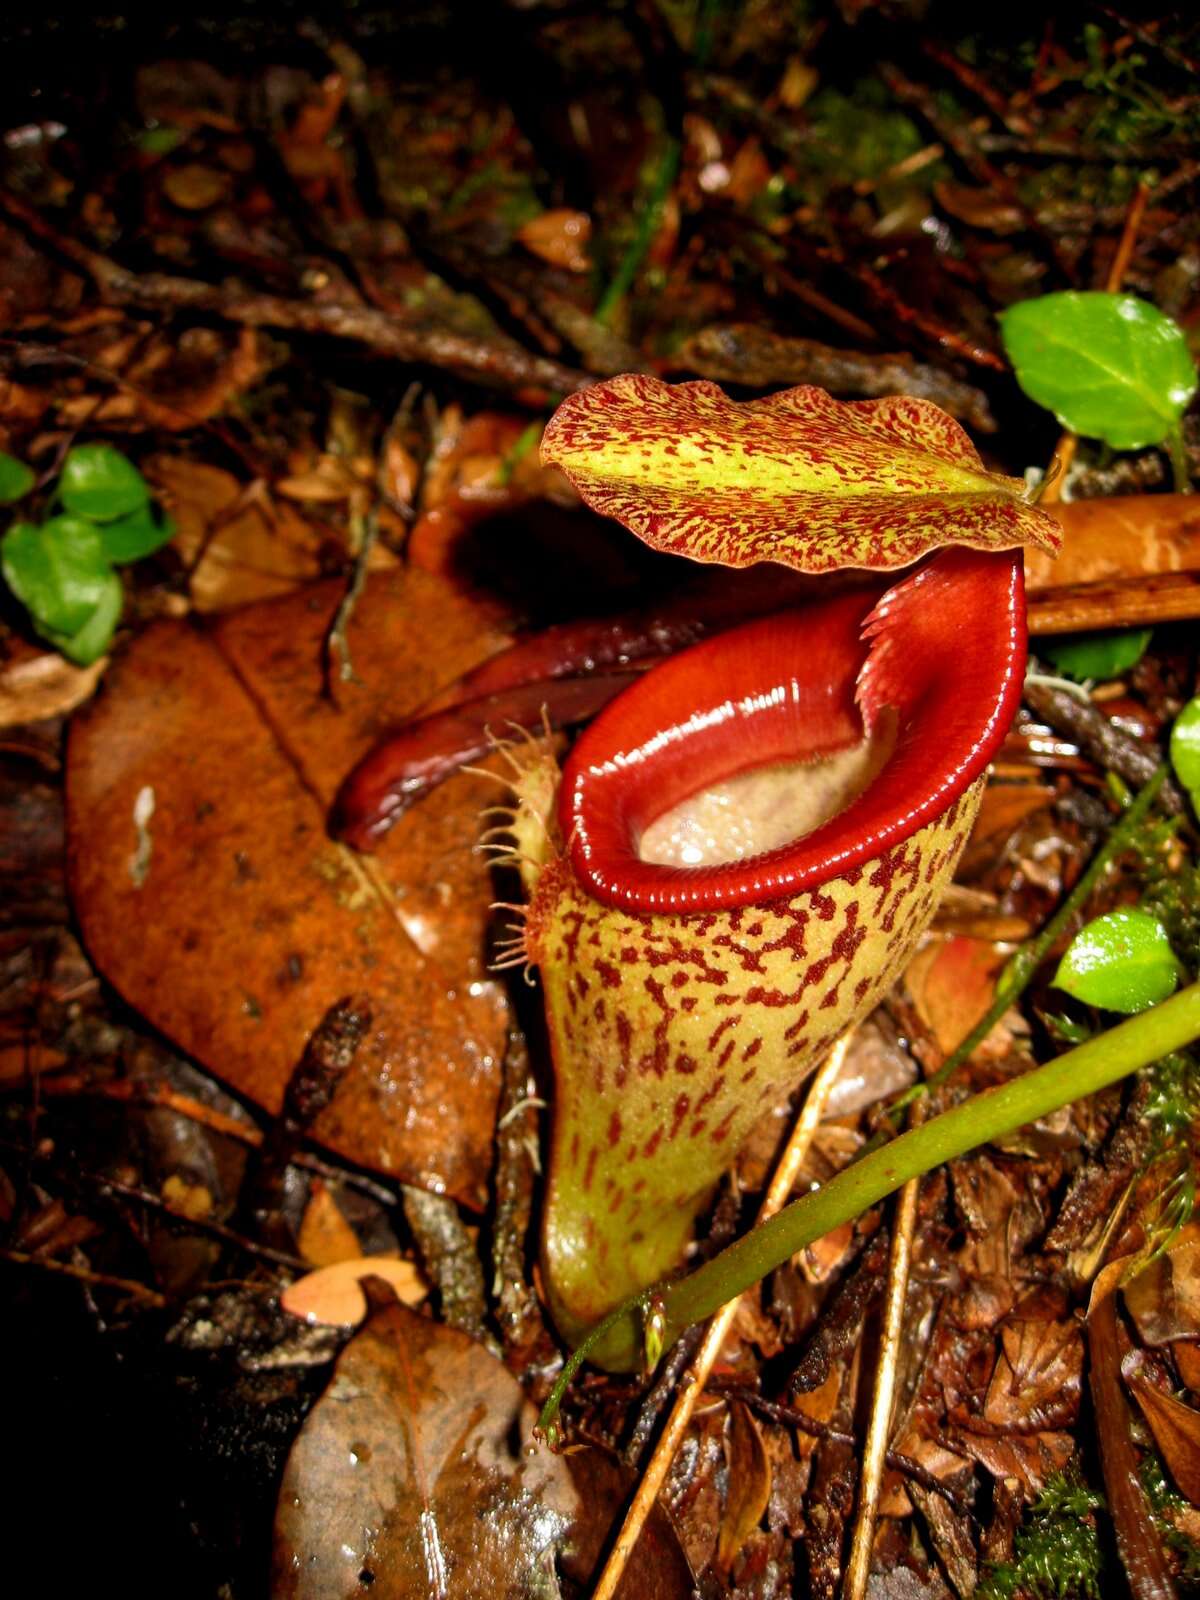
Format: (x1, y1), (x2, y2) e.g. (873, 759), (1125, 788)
(1038, 181), (1149, 506)
(842, 1166), (922, 1600)
(589, 1032), (852, 1600)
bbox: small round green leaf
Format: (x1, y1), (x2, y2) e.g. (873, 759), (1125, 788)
(999, 291), (1197, 450)
(1052, 909), (1181, 1015)
(1171, 698), (1200, 802)
(1, 515), (114, 635)
(59, 444), (150, 521)
(1042, 626), (1152, 683)
(0, 451), (35, 504)
(97, 505), (175, 564)
(35, 570), (123, 665)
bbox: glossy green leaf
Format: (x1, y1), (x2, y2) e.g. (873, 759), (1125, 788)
(97, 505), (175, 564)
(1171, 699), (1200, 803)
(0, 451), (34, 504)
(1, 516), (114, 635)
(59, 444), (150, 521)
(35, 570), (123, 665)
(1053, 909), (1181, 1014)
(999, 292), (1197, 450)
(1042, 626), (1152, 683)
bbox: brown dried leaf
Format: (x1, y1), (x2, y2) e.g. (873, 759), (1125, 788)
(272, 1294), (578, 1597)
(559, 1447), (695, 1598)
(1124, 1234), (1200, 1348)
(149, 457), (325, 610)
(982, 1321), (1084, 1432)
(717, 1399), (772, 1573)
(67, 568), (512, 1201)
(297, 1178), (363, 1267)
(1127, 1374), (1200, 1506)
(516, 209), (592, 273)
(281, 1257), (428, 1326)
(954, 1430), (1075, 1499)
(0, 642), (106, 730)
(906, 937), (1002, 1058)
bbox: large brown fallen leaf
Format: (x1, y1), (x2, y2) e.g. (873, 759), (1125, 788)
(67, 567), (512, 1204)
(271, 1287), (693, 1599)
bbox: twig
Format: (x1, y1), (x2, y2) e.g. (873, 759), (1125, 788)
(324, 512), (377, 700)
(1023, 680), (1185, 814)
(843, 1158), (923, 1600)
(243, 994), (371, 1245)
(1028, 571), (1200, 634)
(401, 1185), (495, 1353)
(588, 1032), (852, 1600)
(490, 1027), (545, 1352)
(1088, 1272), (1179, 1599)
(98, 1175), (307, 1271)
(0, 188), (589, 397)
(0, 1248), (167, 1307)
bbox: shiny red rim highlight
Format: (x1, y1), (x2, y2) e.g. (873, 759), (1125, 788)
(559, 548), (1026, 912)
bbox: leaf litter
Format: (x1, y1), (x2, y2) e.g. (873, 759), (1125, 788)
(2, 7), (1200, 1599)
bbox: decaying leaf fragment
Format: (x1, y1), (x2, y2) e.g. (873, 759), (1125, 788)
(542, 374), (1060, 573)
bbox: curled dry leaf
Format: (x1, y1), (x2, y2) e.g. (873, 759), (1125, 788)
(0, 641), (107, 730)
(542, 375), (1060, 574)
(67, 567), (512, 1203)
(717, 1399), (772, 1574)
(281, 1257), (428, 1326)
(1124, 1232), (1200, 1348)
(515, 208), (592, 273)
(1126, 1374), (1200, 1508)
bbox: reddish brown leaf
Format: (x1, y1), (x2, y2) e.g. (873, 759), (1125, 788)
(717, 1399), (773, 1573)
(1124, 1233), (1200, 1348)
(982, 1320), (1084, 1432)
(67, 568), (512, 1202)
(955, 1431), (1075, 1499)
(906, 936), (1003, 1058)
(542, 374), (1059, 574)
(1127, 1375), (1200, 1507)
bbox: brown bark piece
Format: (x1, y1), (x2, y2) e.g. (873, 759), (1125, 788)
(67, 569), (512, 1205)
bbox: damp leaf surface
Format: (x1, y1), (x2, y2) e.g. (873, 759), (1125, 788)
(999, 291), (1197, 451)
(1052, 909), (1181, 1014)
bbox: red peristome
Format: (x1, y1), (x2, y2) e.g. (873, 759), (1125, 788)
(559, 548), (1025, 913)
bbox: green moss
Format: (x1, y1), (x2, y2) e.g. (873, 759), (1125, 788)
(976, 1468), (1105, 1600)
(1141, 1451), (1200, 1587)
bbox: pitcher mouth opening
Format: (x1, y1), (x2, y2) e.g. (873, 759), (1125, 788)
(559, 548), (1026, 914)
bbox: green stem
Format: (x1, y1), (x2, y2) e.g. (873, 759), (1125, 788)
(540, 982), (1200, 1391)
(1166, 421), (1193, 495)
(594, 137), (680, 329)
(887, 764), (1167, 1117)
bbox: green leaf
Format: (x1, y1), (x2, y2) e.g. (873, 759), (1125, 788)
(999, 291), (1197, 450)
(35, 570), (123, 665)
(541, 375), (1060, 575)
(1171, 699), (1200, 802)
(1, 516), (114, 635)
(0, 451), (34, 504)
(97, 505), (175, 564)
(1042, 626), (1152, 683)
(1053, 909), (1181, 1014)
(137, 125), (184, 157)
(59, 444), (150, 521)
